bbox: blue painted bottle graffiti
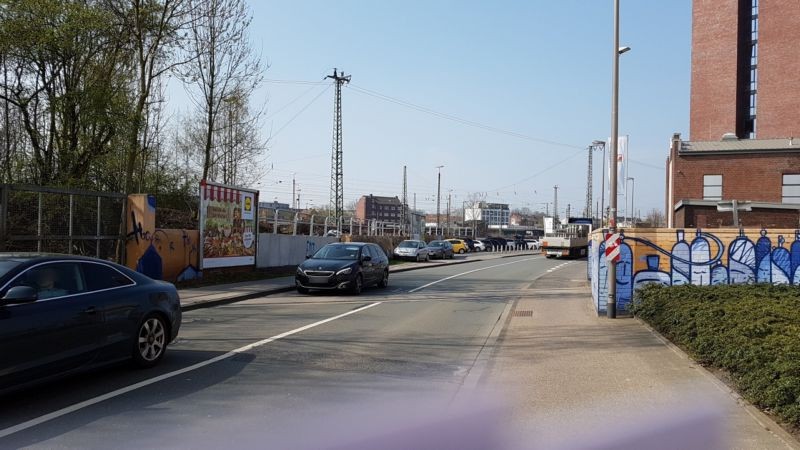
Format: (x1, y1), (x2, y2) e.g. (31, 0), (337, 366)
(671, 230), (691, 285)
(728, 229), (756, 284)
(615, 241), (633, 312)
(690, 230), (712, 285)
(790, 230), (800, 283)
(711, 264), (729, 285)
(770, 236), (791, 285)
(633, 254), (671, 289)
(597, 241), (609, 312)
(756, 230), (773, 283)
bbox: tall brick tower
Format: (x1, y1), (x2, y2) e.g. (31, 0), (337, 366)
(690, 0), (800, 141)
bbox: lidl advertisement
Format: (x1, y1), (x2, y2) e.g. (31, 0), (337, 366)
(199, 181), (258, 268)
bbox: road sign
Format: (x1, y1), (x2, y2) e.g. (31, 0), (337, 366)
(605, 232), (621, 263)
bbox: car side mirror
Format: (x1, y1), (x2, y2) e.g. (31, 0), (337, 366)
(2, 286), (38, 304)
(362, 255), (372, 262)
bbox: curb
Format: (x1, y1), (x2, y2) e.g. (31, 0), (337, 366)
(181, 251), (540, 311)
(637, 317), (800, 449)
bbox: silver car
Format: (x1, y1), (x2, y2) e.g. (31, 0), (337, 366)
(393, 240), (430, 262)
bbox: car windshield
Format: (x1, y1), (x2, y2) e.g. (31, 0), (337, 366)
(0, 260), (22, 279)
(398, 241), (418, 248)
(312, 244), (361, 260)
(428, 241), (444, 247)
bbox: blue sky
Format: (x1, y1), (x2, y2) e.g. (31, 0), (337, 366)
(224, 0), (692, 216)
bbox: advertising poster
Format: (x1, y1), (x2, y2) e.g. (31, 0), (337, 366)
(199, 180), (258, 269)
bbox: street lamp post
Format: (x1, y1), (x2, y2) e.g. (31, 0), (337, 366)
(436, 165), (444, 236)
(627, 177), (635, 226)
(608, 0), (630, 319)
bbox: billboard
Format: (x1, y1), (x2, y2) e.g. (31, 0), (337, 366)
(199, 180), (258, 269)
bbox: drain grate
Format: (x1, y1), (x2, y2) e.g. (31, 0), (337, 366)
(513, 310), (533, 317)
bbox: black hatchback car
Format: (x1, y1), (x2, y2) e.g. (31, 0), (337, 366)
(295, 242), (389, 295)
(0, 254), (182, 394)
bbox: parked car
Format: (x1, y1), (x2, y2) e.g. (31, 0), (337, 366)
(446, 239), (469, 254)
(492, 237), (509, 249)
(393, 240), (430, 262)
(0, 254), (182, 394)
(459, 237), (476, 252)
(472, 240), (486, 252)
(525, 239), (540, 250)
(296, 242), (389, 295)
(426, 240), (454, 259)
(326, 229), (342, 237)
(479, 238), (497, 251)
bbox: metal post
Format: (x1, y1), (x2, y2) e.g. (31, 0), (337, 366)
(600, 144), (606, 226)
(310, 215), (315, 236)
(273, 209), (278, 234)
(68, 194), (74, 254)
(436, 165), (443, 235)
(96, 196), (101, 257)
(732, 199), (739, 227)
(292, 212), (298, 235)
(608, 0), (621, 319)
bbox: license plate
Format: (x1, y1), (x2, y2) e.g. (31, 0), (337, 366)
(309, 276), (330, 284)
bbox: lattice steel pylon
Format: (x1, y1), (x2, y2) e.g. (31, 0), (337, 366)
(585, 145), (593, 218)
(327, 68), (351, 227)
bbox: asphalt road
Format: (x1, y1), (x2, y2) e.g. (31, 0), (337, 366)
(0, 254), (561, 449)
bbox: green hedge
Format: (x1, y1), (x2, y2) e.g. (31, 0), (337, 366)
(632, 284), (800, 428)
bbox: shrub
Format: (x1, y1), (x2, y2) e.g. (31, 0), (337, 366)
(632, 284), (800, 428)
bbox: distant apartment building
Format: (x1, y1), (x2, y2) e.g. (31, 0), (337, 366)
(354, 195), (407, 222)
(464, 202), (510, 229)
(666, 0), (800, 228)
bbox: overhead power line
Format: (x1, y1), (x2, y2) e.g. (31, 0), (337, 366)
(347, 84), (584, 150)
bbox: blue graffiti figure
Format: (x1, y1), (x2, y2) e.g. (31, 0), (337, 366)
(597, 240), (609, 312)
(633, 254), (671, 290)
(615, 241), (633, 312)
(755, 230), (773, 283)
(690, 229), (712, 285)
(771, 236), (791, 285)
(728, 229), (756, 284)
(790, 230), (800, 283)
(671, 230), (691, 285)
(711, 263), (729, 285)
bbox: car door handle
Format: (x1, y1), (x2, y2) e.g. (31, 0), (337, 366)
(84, 306), (96, 315)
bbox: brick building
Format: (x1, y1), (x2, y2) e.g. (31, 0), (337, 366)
(354, 195), (406, 223)
(667, 0), (800, 228)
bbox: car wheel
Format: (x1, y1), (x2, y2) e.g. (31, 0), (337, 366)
(351, 274), (363, 295)
(458, 248), (465, 254)
(297, 286), (309, 294)
(132, 314), (168, 368)
(377, 270), (389, 288)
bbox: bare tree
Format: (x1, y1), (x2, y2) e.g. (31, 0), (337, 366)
(644, 208), (666, 228)
(464, 192), (487, 237)
(180, 0), (264, 183)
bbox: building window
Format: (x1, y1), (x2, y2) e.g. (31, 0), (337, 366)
(783, 174), (800, 204)
(703, 175), (723, 200)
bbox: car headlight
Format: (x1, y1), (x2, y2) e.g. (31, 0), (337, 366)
(336, 267), (352, 276)
(296, 266), (305, 275)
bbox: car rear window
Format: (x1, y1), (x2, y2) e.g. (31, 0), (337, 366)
(0, 260), (21, 279)
(81, 263), (135, 291)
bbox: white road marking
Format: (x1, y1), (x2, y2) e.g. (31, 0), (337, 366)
(408, 258), (538, 293)
(0, 302), (383, 439)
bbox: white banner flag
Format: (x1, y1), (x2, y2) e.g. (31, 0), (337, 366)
(607, 135), (629, 195)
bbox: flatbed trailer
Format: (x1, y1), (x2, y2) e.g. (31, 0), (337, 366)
(540, 218), (594, 259)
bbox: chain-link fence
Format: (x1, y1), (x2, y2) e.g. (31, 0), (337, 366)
(0, 184), (127, 261)
(257, 208), (415, 237)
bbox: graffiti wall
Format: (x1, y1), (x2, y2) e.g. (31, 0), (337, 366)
(589, 227), (800, 314)
(126, 194), (201, 283)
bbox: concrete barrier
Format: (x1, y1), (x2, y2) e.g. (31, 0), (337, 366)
(256, 234), (338, 268)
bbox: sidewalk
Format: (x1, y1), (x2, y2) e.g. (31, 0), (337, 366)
(481, 262), (799, 449)
(179, 249), (537, 310)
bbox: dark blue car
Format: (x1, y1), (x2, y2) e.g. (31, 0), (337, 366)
(0, 254), (182, 394)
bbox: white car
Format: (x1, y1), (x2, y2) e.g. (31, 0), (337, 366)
(472, 240), (486, 252)
(525, 239), (540, 250)
(393, 240), (430, 261)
